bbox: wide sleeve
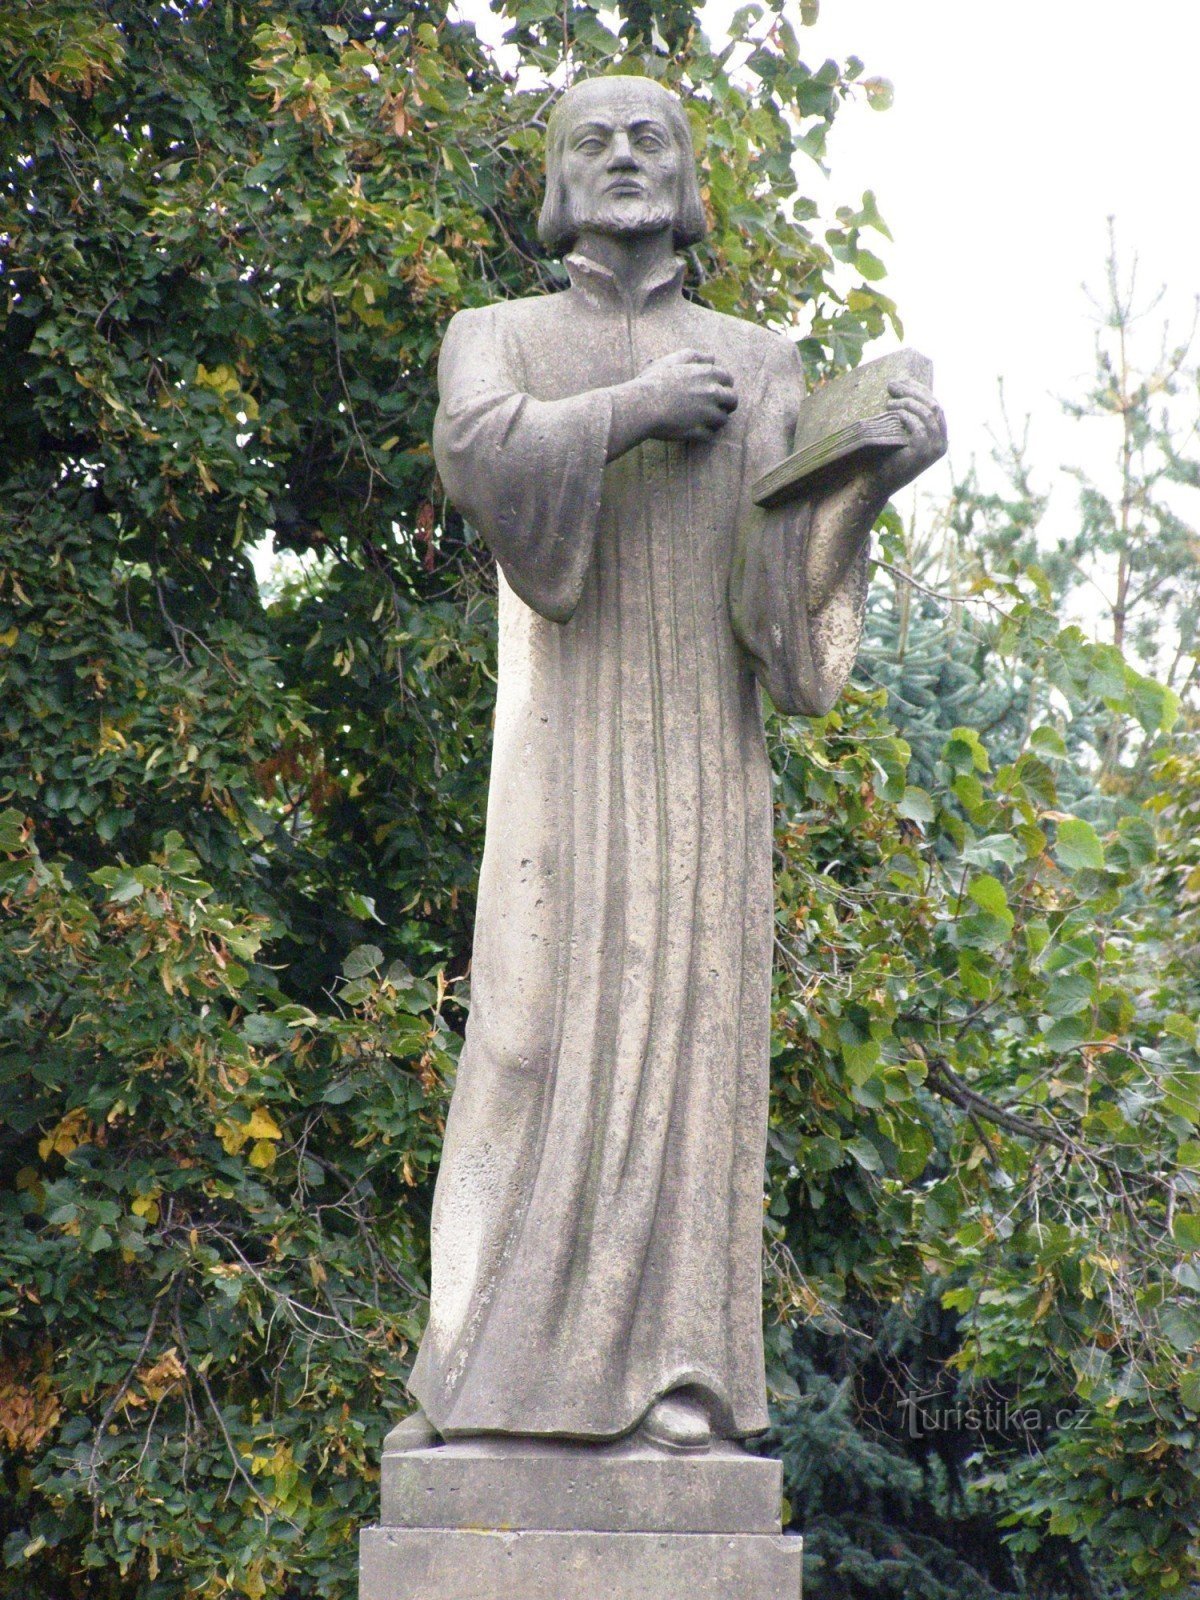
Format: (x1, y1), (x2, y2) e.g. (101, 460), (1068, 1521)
(728, 342), (870, 718)
(432, 306), (615, 624)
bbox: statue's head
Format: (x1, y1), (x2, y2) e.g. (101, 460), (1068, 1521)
(537, 77), (707, 257)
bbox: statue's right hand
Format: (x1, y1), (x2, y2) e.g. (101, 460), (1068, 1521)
(628, 349), (739, 443)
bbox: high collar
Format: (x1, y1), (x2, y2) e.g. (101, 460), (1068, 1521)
(563, 250), (686, 314)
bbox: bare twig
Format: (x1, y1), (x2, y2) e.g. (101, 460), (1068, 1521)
(86, 1296), (167, 1491)
(871, 557), (1009, 619)
(172, 1308), (280, 1520)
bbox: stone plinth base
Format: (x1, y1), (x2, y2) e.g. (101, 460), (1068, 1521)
(360, 1527), (802, 1600)
(379, 1435), (783, 1533)
(360, 1437), (802, 1600)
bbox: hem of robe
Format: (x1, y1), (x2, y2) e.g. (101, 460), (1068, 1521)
(408, 1364), (770, 1444)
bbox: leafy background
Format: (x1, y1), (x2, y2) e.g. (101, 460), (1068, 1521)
(1, 2), (1198, 1597)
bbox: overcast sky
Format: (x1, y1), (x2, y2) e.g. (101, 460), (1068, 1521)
(717, 0), (1200, 522)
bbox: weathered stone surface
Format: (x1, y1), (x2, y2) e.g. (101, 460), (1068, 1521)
(359, 1527), (803, 1600)
(354, 71), (946, 1599)
(380, 1437), (782, 1534)
(405, 76), (945, 1452)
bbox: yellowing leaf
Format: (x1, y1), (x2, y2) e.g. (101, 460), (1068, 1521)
(248, 1139), (277, 1168)
(137, 1348), (186, 1402)
(215, 1115), (249, 1155)
(0, 1355), (61, 1451)
(194, 362), (240, 396)
(38, 1108), (92, 1162)
(245, 1106), (282, 1141)
(240, 1561), (268, 1600)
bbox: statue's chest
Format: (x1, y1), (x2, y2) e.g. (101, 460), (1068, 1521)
(503, 300), (746, 402)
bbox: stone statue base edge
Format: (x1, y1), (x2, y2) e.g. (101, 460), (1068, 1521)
(378, 1435), (784, 1533)
(359, 1527), (803, 1600)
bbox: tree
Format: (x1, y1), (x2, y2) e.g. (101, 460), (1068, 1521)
(761, 545), (1198, 1597)
(757, 244), (1200, 1596)
(1061, 227), (1200, 705)
(955, 226), (1200, 787)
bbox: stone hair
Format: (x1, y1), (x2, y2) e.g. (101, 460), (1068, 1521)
(537, 79), (708, 257)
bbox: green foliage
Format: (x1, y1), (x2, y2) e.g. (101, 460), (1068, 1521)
(761, 553), (1200, 1596)
(1, 815), (456, 1595)
(754, 280), (1200, 1591)
(861, 512), (1032, 790)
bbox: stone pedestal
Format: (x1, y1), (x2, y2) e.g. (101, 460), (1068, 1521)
(360, 1435), (803, 1600)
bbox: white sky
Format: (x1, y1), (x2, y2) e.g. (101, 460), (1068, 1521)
(718, 0), (1200, 525)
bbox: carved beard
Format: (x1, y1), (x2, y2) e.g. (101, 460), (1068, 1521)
(568, 197), (677, 239)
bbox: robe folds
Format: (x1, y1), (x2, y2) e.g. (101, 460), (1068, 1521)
(408, 252), (868, 1441)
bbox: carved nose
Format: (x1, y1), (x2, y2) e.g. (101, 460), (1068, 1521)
(607, 133), (639, 169)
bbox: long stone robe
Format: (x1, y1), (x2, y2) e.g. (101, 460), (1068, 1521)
(408, 253), (868, 1441)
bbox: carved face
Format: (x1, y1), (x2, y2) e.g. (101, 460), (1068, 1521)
(556, 80), (682, 241)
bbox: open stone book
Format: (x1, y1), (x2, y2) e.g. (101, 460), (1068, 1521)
(750, 347), (934, 509)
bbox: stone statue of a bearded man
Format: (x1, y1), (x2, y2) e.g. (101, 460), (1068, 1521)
(404, 75), (945, 1455)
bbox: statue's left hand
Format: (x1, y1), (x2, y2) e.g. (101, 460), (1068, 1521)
(875, 379), (947, 494)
